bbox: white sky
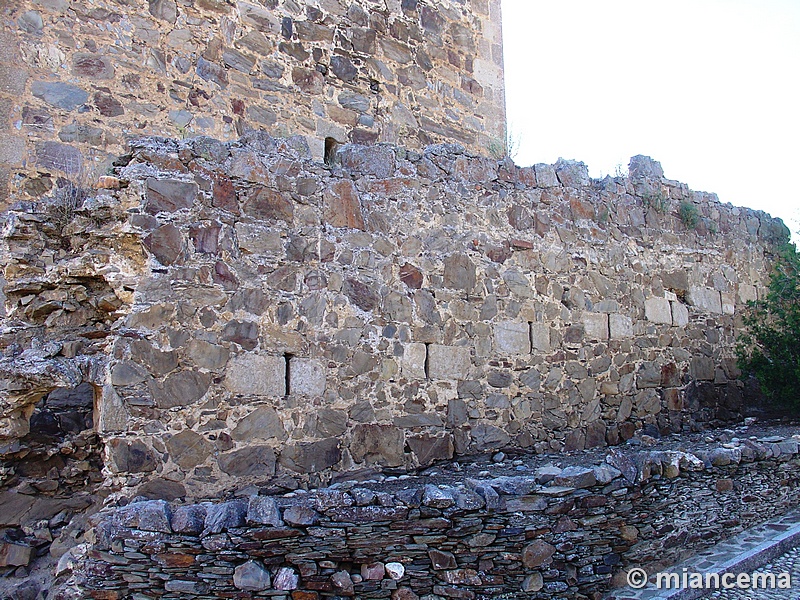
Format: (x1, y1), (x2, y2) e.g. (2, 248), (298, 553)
(501, 0), (800, 240)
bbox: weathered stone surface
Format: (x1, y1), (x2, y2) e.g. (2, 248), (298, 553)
(218, 446), (276, 477)
(350, 424), (404, 467)
(283, 506), (319, 526)
(645, 297), (672, 324)
(234, 560), (271, 591)
(30, 81), (88, 111)
(408, 434), (453, 466)
(401, 343), (427, 379)
(231, 406), (287, 441)
(166, 429), (213, 469)
(686, 286), (722, 313)
(582, 313), (609, 340)
(144, 179), (198, 214)
(324, 180), (364, 229)
(522, 540), (556, 568)
(0, 543), (33, 567)
(108, 439), (159, 473)
(494, 321), (531, 354)
(247, 496), (282, 526)
(224, 354), (285, 396)
(530, 323), (551, 352)
(427, 345), (470, 380)
(289, 358), (326, 396)
(274, 567), (299, 590)
(385, 562), (405, 580)
(671, 300), (690, 326)
(143, 224), (184, 265)
(242, 186), (293, 222)
(155, 370), (211, 408)
(279, 438), (341, 473)
(343, 277), (379, 311)
(554, 466), (597, 489)
(443, 253), (476, 290)
(609, 314), (633, 339)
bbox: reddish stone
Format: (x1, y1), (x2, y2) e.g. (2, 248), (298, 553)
(292, 67), (323, 94)
(143, 223), (184, 265)
(243, 185), (293, 222)
(292, 592), (319, 600)
(155, 553), (196, 568)
(570, 198), (596, 220)
(212, 172), (238, 213)
(324, 180), (364, 229)
(399, 263), (423, 288)
(368, 177), (418, 194)
(510, 238), (534, 249)
(190, 223), (220, 254)
(522, 540), (556, 568)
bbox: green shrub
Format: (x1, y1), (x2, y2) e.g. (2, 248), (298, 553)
(736, 243), (800, 412)
(642, 190), (669, 214)
(678, 200), (700, 229)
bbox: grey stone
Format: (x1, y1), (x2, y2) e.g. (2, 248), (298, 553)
(218, 446), (276, 477)
(530, 323), (551, 352)
(155, 370), (211, 408)
(273, 567), (299, 590)
(224, 354), (286, 396)
(671, 300), (689, 326)
(645, 297), (672, 324)
(339, 145), (395, 178)
(282, 506), (319, 526)
(401, 343), (427, 379)
(72, 53), (114, 79)
(108, 439), (159, 473)
(166, 429), (213, 469)
(554, 158), (590, 187)
(308, 408), (347, 437)
(427, 345), (470, 380)
(35, 142), (82, 175)
(472, 424), (510, 449)
(332, 570), (354, 594)
(609, 314), (633, 339)
(170, 504), (206, 534)
(637, 362), (662, 389)
(443, 253), (476, 290)
(494, 321), (531, 354)
(144, 178), (197, 214)
(628, 155), (664, 179)
(290, 358), (326, 396)
(246, 496), (282, 526)
(686, 286), (722, 314)
(278, 438), (341, 473)
(231, 406), (287, 441)
(234, 560), (271, 591)
(204, 500), (247, 534)
(343, 277), (379, 311)
(582, 313), (609, 340)
(408, 434), (453, 466)
(553, 466), (596, 489)
(30, 81), (88, 111)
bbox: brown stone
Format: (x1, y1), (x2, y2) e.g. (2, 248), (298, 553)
(108, 439), (159, 473)
(155, 371), (211, 408)
(350, 424), (404, 467)
(522, 540), (556, 568)
(143, 224), (184, 266)
(428, 548), (457, 570)
(72, 53), (115, 79)
(242, 186), (293, 222)
(94, 91), (124, 117)
(232, 406), (287, 441)
(443, 253), (476, 291)
(324, 180), (364, 229)
(408, 434), (453, 466)
(292, 67), (324, 94)
(278, 438), (341, 473)
(343, 277), (379, 311)
(399, 263), (423, 289)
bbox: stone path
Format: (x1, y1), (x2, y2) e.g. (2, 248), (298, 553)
(609, 509), (800, 599)
(700, 546), (799, 599)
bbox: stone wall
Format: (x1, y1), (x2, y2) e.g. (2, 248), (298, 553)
(62, 432), (800, 599)
(0, 133), (790, 501)
(0, 0), (505, 204)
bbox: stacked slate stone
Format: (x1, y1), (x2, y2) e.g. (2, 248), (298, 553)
(75, 435), (800, 599)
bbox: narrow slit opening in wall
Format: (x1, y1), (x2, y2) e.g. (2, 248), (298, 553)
(424, 343), (431, 379)
(528, 322), (534, 350)
(324, 137), (339, 166)
(284, 353), (294, 396)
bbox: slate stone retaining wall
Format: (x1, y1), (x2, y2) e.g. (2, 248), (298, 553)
(75, 435), (800, 599)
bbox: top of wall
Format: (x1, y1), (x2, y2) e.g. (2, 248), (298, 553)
(0, 0), (506, 204)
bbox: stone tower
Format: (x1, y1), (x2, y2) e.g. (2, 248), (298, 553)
(0, 0), (506, 202)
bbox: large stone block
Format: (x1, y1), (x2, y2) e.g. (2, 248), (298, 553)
(529, 323), (551, 352)
(582, 313), (609, 340)
(165, 429), (213, 469)
(686, 286), (722, 314)
(494, 321), (531, 354)
(427, 345), (471, 380)
(224, 354), (285, 396)
(278, 438), (341, 473)
(218, 446), (276, 477)
(671, 301), (689, 327)
(443, 253), (477, 291)
(401, 343), (427, 379)
(609, 314), (633, 339)
(644, 297), (672, 324)
(289, 358), (325, 396)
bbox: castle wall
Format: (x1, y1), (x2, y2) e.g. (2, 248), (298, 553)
(0, 0), (505, 204)
(0, 133), (789, 499)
